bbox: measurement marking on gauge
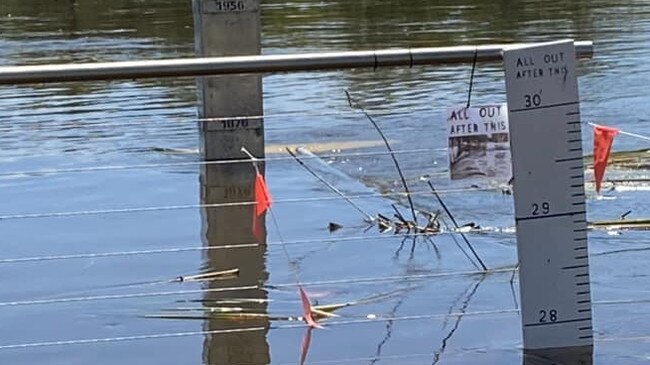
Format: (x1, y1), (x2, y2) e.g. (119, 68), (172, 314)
(563, 264), (589, 270)
(557, 156), (583, 163)
(577, 291), (590, 295)
(516, 211), (586, 222)
(510, 101), (579, 113)
(524, 317), (591, 328)
(566, 111), (580, 116)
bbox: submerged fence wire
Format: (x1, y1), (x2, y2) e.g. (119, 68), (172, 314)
(0, 187), (499, 221)
(0, 147), (447, 178)
(1, 64), (650, 362)
(0, 105), (647, 181)
(1, 303), (650, 351)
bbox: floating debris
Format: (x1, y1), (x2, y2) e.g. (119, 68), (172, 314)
(589, 218), (650, 231)
(146, 287), (416, 323)
(376, 214), (393, 233)
(164, 306), (245, 313)
(142, 312), (288, 321)
(584, 148), (650, 170)
(178, 298), (270, 305)
(584, 178), (650, 193)
(174, 268), (239, 283)
(456, 222), (481, 234)
(328, 222), (343, 232)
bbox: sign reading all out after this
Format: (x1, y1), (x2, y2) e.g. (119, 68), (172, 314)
(446, 104), (511, 183)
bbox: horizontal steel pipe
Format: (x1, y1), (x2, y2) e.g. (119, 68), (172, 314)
(0, 41), (593, 85)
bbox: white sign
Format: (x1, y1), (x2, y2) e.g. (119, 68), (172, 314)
(446, 104), (511, 183)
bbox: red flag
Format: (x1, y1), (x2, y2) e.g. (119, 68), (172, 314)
(299, 286), (322, 329)
(593, 125), (618, 194)
(252, 171), (271, 241)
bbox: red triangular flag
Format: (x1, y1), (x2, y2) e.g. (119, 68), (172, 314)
(593, 125), (618, 194)
(299, 286), (322, 328)
(252, 171), (271, 241)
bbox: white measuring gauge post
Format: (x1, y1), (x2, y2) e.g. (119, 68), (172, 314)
(503, 40), (593, 350)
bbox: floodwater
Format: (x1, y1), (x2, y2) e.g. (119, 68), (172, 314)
(0, 0), (649, 364)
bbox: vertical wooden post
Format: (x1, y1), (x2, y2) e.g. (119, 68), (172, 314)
(193, 0), (264, 161)
(193, 1), (269, 364)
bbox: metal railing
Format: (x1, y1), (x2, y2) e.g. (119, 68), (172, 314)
(0, 42), (593, 84)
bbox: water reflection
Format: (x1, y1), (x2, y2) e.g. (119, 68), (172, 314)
(200, 162), (270, 365)
(523, 346), (593, 365)
(1, 0), (650, 364)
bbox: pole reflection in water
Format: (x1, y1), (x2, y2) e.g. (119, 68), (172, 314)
(523, 346), (593, 365)
(200, 161), (270, 365)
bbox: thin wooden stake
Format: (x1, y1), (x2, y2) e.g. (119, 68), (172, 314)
(426, 181), (487, 271)
(345, 90), (418, 225)
(286, 147), (375, 222)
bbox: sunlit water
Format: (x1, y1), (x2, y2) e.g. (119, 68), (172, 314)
(0, 0), (649, 364)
